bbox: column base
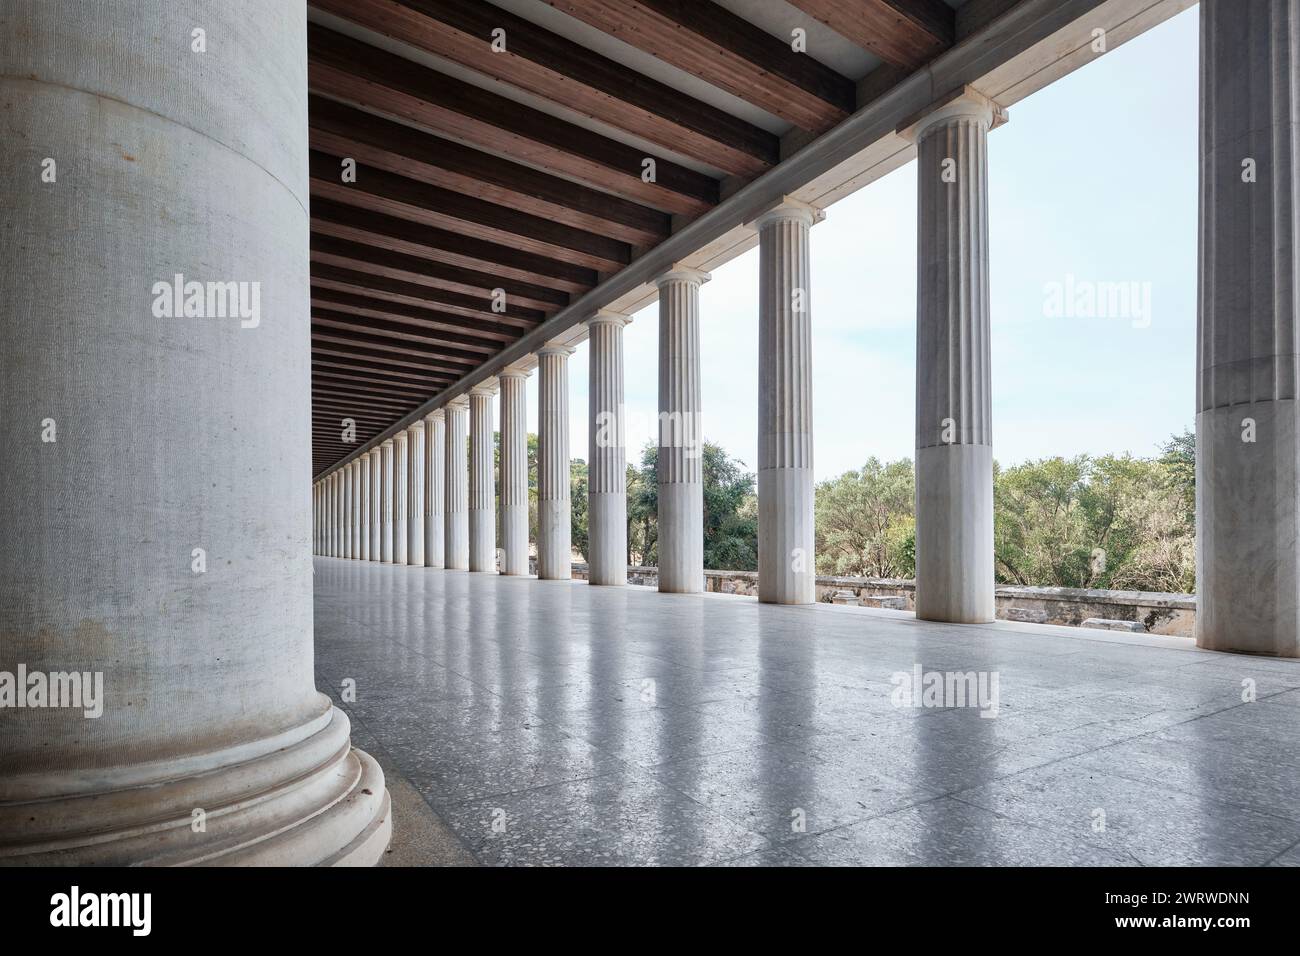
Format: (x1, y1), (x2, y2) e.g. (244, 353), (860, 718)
(538, 501), (572, 580)
(758, 467), (815, 604)
(1196, 402), (1300, 657)
(588, 493), (627, 586)
(915, 444), (994, 624)
(0, 701), (391, 866)
(658, 482), (704, 593)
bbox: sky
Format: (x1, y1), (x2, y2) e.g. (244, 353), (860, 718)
(522, 6), (1200, 482)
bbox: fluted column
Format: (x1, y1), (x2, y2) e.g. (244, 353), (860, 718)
(756, 201), (818, 605)
(406, 422), (425, 566)
(912, 93), (997, 623)
(332, 470), (342, 558)
(588, 313), (630, 586)
(313, 481), (320, 554)
(349, 460), (361, 560)
(368, 448), (381, 562)
(393, 431), (409, 566)
(424, 410), (445, 568)
(358, 455), (370, 561)
(655, 269), (708, 593)
(499, 369), (531, 575)
(469, 384), (497, 572)
(445, 397), (470, 570)
(1197, 2), (1300, 657)
(380, 439), (394, 563)
(0, 0), (387, 865)
(538, 346), (574, 580)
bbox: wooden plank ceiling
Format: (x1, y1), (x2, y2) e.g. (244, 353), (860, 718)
(308, 0), (958, 475)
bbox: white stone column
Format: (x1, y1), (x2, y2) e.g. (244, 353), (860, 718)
(368, 449), (382, 562)
(469, 384), (498, 572)
(358, 456), (370, 561)
(349, 460), (361, 560)
(1197, 2), (1300, 657)
(755, 200), (818, 605)
(0, 0), (388, 865)
(393, 431), (409, 566)
(655, 268), (708, 593)
(538, 346), (574, 580)
(911, 93), (998, 624)
(332, 471), (342, 558)
(499, 369), (531, 575)
(588, 313), (630, 586)
(424, 410), (445, 568)
(406, 421), (425, 566)
(313, 482), (319, 554)
(445, 397), (470, 569)
(380, 439), (395, 563)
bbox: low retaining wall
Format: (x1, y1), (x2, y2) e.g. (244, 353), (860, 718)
(538, 560), (1196, 636)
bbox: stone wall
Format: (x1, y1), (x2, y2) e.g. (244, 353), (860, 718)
(535, 559), (1197, 637)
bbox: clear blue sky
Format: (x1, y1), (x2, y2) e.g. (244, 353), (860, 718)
(526, 6), (1199, 481)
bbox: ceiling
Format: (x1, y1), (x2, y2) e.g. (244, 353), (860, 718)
(307, 0), (966, 475)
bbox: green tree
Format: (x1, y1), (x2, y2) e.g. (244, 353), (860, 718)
(701, 441), (757, 571)
(570, 458), (589, 561)
(814, 457), (915, 578)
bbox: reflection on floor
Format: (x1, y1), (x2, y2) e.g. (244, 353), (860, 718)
(314, 558), (1300, 867)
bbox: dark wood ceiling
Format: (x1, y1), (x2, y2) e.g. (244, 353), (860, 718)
(308, 0), (958, 475)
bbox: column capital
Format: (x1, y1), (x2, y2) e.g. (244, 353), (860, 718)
(655, 266), (711, 289)
(498, 362), (532, 381)
(587, 309), (632, 329)
(898, 86), (1008, 143)
(407, 419), (425, 433)
(393, 431), (408, 446)
(381, 437), (394, 448)
(537, 342), (576, 357)
(750, 197), (824, 232)
(424, 407), (445, 424)
(469, 381), (499, 397)
(446, 394), (470, 410)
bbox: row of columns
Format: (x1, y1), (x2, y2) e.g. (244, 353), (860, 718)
(312, 96), (993, 618)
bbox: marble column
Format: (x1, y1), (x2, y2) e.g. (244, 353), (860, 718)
(756, 200), (818, 605)
(424, 410), (445, 568)
(911, 93), (997, 624)
(406, 422), (425, 566)
(499, 369), (530, 575)
(588, 313), (630, 586)
(445, 397), (470, 570)
(655, 269), (708, 593)
(469, 384), (497, 572)
(380, 439), (394, 563)
(393, 431), (409, 566)
(368, 449), (382, 562)
(332, 471), (341, 558)
(358, 455), (370, 561)
(538, 346), (574, 581)
(313, 481), (320, 554)
(0, 0), (388, 864)
(1197, 2), (1300, 657)
(349, 460), (361, 560)
(341, 464), (350, 560)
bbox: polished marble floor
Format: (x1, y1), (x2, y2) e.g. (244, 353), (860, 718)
(314, 558), (1300, 866)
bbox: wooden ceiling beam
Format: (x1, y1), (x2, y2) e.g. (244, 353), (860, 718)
(785, 0), (953, 71)
(309, 96), (670, 249)
(309, 150), (631, 273)
(311, 288), (530, 343)
(313, 311), (501, 360)
(308, 23), (719, 216)
(310, 234), (569, 313)
(311, 199), (596, 294)
(311, 327), (480, 367)
(309, 0), (778, 177)
(311, 340), (470, 378)
(311, 262), (543, 327)
(540, 0), (856, 132)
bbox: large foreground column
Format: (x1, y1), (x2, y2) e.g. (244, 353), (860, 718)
(499, 369), (530, 575)
(912, 93), (997, 624)
(406, 422), (425, 566)
(756, 201), (818, 605)
(380, 438), (394, 563)
(424, 410), (445, 568)
(538, 346), (574, 580)
(656, 269), (708, 593)
(1197, 2), (1300, 657)
(445, 397), (470, 570)
(588, 313), (630, 586)
(0, 0), (388, 864)
(469, 384), (497, 572)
